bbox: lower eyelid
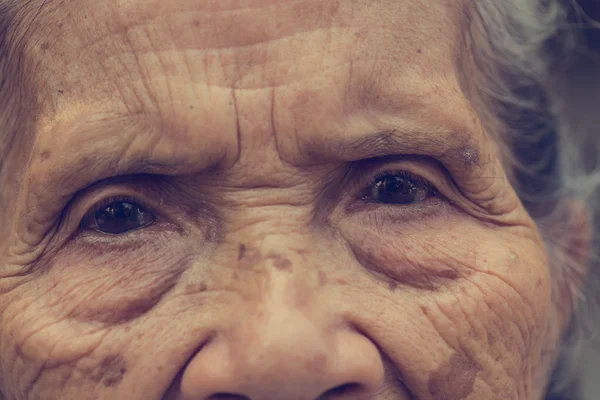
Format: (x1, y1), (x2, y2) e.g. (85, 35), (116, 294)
(373, 199), (448, 223)
(344, 194), (445, 216)
(75, 221), (176, 245)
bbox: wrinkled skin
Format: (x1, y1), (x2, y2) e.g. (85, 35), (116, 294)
(0, 0), (568, 399)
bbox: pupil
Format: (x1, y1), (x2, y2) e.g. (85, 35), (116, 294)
(377, 176), (417, 204)
(95, 201), (147, 234)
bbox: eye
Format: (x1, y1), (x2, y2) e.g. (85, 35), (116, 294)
(82, 197), (156, 234)
(362, 171), (436, 205)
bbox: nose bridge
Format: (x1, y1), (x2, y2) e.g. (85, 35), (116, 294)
(238, 233), (331, 347)
(228, 233), (330, 360)
(231, 288), (332, 388)
(237, 232), (322, 301)
(177, 236), (385, 399)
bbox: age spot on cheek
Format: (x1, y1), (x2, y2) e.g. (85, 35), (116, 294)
(427, 352), (480, 400)
(90, 355), (128, 388)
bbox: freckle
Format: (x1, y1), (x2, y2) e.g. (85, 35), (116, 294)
(388, 281), (398, 291)
(189, 105), (194, 109)
(536, 279), (542, 288)
(40, 42), (49, 50)
(438, 269), (459, 280)
(15, 343), (24, 358)
(272, 256), (292, 271)
(417, 48), (422, 54)
(238, 246), (261, 267)
(192, 20), (200, 27)
(184, 283), (208, 294)
(39, 150), (51, 161)
(237, 244), (246, 260)
(57, 89), (64, 94)
(318, 271), (328, 286)
(428, 353), (480, 400)
(90, 355), (128, 388)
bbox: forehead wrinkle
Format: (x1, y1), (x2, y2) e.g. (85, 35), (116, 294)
(74, 2), (350, 54)
(29, 0), (463, 97)
(18, 2), (482, 188)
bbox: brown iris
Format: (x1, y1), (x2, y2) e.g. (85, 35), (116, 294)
(93, 201), (155, 234)
(366, 174), (431, 204)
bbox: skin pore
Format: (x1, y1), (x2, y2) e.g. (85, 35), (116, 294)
(0, 0), (566, 399)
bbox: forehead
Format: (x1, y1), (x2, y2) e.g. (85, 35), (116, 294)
(19, 0), (480, 177)
(29, 0), (466, 110)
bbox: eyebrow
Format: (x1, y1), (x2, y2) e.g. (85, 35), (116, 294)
(316, 129), (480, 168)
(24, 112), (484, 218)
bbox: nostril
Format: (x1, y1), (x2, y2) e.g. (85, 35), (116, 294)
(210, 393), (251, 400)
(318, 382), (363, 399)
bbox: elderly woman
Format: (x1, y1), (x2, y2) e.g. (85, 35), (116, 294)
(0, 0), (596, 399)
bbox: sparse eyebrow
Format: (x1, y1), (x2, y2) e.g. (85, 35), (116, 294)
(323, 129), (480, 167)
(27, 113), (230, 198)
(33, 115), (481, 186)
(21, 110), (484, 225)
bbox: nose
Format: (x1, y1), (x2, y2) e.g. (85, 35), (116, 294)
(179, 313), (383, 400)
(176, 255), (384, 399)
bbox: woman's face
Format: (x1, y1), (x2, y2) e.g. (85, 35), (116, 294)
(0, 0), (563, 399)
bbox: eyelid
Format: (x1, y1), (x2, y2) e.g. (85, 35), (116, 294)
(61, 185), (161, 234)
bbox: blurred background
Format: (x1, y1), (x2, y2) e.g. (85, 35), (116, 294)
(563, 1), (600, 399)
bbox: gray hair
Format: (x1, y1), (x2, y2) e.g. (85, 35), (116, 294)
(463, 0), (599, 397)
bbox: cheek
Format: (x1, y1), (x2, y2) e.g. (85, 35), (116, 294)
(0, 237), (196, 396)
(41, 241), (193, 325)
(341, 217), (553, 398)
